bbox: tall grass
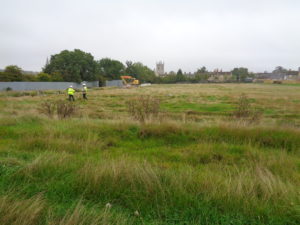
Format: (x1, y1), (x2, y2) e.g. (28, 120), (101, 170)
(0, 194), (44, 225)
(0, 194), (130, 225)
(0, 110), (299, 224)
(77, 157), (299, 222)
(49, 201), (130, 225)
(14, 153), (72, 180)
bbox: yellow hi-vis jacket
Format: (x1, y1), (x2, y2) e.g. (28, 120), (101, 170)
(68, 88), (75, 95)
(83, 86), (87, 93)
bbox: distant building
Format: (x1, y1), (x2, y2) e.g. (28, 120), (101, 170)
(155, 61), (165, 76)
(256, 71), (300, 81)
(208, 69), (232, 82)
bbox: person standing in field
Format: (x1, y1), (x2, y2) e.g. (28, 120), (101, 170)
(67, 85), (75, 101)
(82, 83), (88, 100)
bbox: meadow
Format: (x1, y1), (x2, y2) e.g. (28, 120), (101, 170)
(0, 83), (299, 225)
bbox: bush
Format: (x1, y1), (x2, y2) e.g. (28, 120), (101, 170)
(233, 94), (262, 123)
(56, 100), (77, 119)
(233, 94), (251, 118)
(39, 101), (56, 118)
(127, 95), (160, 123)
(38, 100), (77, 119)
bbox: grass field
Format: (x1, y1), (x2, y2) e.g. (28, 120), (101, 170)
(0, 83), (299, 224)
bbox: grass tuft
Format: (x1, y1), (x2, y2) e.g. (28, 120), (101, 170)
(0, 194), (44, 225)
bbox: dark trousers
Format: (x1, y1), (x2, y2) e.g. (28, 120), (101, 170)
(83, 93), (87, 100)
(69, 95), (75, 101)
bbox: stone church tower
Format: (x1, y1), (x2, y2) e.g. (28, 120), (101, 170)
(155, 61), (165, 76)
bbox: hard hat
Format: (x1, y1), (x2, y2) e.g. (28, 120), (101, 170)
(83, 83), (86, 86)
(70, 85), (73, 88)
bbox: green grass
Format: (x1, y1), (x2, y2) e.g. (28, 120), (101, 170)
(162, 102), (234, 113)
(0, 117), (299, 224)
(0, 84), (300, 224)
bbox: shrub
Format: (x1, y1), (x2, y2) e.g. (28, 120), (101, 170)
(233, 94), (251, 118)
(5, 87), (12, 91)
(30, 91), (38, 97)
(56, 100), (77, 119)
(233, 94), (262, 123)
(38, 100), (77, 119)
(127, 95), (160, 123)
(39, 101), (56, 118)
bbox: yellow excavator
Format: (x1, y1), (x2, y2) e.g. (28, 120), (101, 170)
(120, 76), (139, 87)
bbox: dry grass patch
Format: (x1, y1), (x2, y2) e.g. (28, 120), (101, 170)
(0, 194), (44, 225)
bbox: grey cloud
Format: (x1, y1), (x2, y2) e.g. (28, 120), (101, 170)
(0, 0), (299, 72)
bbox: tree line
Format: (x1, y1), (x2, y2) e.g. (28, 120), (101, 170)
(0, 49), (159, 85)
(1, 49), (295, 84)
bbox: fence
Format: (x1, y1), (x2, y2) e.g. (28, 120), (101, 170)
(0, 81), (99, 91)
(105, 80), (124, 87)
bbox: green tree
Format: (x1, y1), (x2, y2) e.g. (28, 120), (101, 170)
(22, 74), (37, 81)
(176, 69), (185, 82)
(125, 61), (134, 74)
(125, 62), (156, 83)
(232, 68), (249, 82)
(43, 49), (98, 82)
(1, 65), (23, 81)
(193, 68), (209, 82)
(194, 73), (209, 82)
(163, 74), (177, 83)
(4, 65), (22, 75)
(50, 72), (64, 81)
(98, 58), (125, 80)
(37, 73), (51, 81)
(272, 66), (287, 75)
(0, 72), (11, 81)
(198, 66), (207, 73)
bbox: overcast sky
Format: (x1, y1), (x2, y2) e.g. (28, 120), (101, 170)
(1, 0), (300, 72)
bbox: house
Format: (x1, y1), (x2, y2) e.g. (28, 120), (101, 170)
(207, 70), (232, 82)
(256, 72), (299, 81)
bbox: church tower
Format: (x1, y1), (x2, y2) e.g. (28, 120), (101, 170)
(155, 61), (164, 76)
